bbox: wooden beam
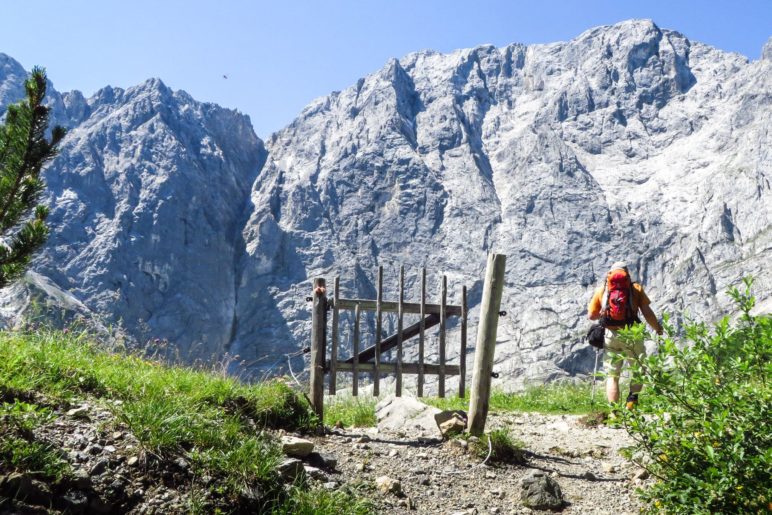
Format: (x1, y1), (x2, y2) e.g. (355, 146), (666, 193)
(352, 303), (360, 396)
(396, 265), (404, 397)
(335, 362), (460, 376)
(310, 277), (326, 422)
(418, 267), (426, 397)
(336, 298), (461, 317)
(343, 313), (440, 364)
(374, 265), (383, 397)
(459, 285), (468, 398)
(469, 254), (507, 436)
(439, 274), (447, 398)
(329, 276), (339, 395)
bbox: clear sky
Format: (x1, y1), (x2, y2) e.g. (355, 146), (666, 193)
(1, 1), (770, 138)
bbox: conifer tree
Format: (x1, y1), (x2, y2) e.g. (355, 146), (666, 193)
(0, 67), (65, 288)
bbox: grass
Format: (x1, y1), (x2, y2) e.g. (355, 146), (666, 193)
(466, 428), (526, 464)
(425, 382), (611, 415)
(272, 482), (374, 514)
(323, 396), (378, 428)
(0, 328), (324, 511)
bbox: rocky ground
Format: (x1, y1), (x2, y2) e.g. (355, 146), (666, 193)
(302, 404), (652, 514)
(1, 393), (652, 514)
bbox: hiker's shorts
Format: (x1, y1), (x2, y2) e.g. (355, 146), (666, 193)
(603, 329), (646, 379)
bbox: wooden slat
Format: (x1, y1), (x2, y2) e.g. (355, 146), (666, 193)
(343, 314), (440, 364)
(374, 266), (382, 397)
(396, 266), (404, 397)
(329, 276), (339, 394)
(418, 267), (426, 397)
(439, 274), (447, 398)
(336, 298), (461, 317)
(459, 284), (468, 398)
(352, 304), (359, 396)
(336, 362), (460, 376)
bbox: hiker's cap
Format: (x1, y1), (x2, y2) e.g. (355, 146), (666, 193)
(610, 261), (628, 271)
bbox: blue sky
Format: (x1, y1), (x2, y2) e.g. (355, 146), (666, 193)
(2, 1), (770, 137)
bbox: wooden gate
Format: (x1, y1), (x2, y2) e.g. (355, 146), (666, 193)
(308, 255), (507, 435)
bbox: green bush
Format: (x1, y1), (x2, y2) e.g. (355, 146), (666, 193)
(619, 278), (771, 514)
(467, 428), (526, 464)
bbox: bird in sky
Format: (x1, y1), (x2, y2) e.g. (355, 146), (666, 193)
(223, 74), (228, 79)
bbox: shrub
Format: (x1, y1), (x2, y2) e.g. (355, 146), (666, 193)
(619, 278), (771, 514)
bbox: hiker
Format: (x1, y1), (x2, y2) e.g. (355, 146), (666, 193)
(587, 261), (663, 408)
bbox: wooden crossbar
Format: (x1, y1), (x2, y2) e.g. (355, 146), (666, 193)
(343, 313), (440, 364)
(336, 298), (462, 317)
(334, 362), (460, 375)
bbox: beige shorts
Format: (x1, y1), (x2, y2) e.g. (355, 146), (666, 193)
(603, 329), (646, 378)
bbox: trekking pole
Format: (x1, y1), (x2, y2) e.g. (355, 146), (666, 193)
(591, 348), (601, 406)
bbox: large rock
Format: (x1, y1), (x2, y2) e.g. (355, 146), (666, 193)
(519, 470), (564, 511)
(376, 395), (442, 436)
(434, 410), (468, 438)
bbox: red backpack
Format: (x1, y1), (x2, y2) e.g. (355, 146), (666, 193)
(601, 269), (639, 328)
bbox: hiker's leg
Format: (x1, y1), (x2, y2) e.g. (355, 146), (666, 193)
(603, 329), (624, 403)
(626, 339), (647, 395)
(606, 376), (620, 403)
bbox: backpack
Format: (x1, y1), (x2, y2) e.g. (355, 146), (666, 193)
(600, 269), (640, 329)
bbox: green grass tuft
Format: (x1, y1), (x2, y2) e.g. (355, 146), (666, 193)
(467, 428), (526, 465)
(426, 382), (610, 415)
(0, 328), (319, 509)
(323, 396), (378, 428)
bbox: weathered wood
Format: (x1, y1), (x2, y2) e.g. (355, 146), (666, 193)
(468, 254), (507, 436)
(343, 314), (440, 364)
(418, 267), (426, 397)
(439, 274), (447, 398)
(329, 276), (340, 395)
(336, 298), (461, 317)
(459, 285), (468, 398)
(352, 304), (360, 397)
(310, 277), (326, 422)
(396, 266), (404, 397)
(336, 362), (460, 376)
(374, 266), (383, 397)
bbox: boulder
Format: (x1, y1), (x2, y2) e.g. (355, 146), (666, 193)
(376, 395), (442, 436)
(277, 458), (305, 482)
(519, 470), (564, 511)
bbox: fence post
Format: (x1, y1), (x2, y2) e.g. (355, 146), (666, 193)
(310, 277), (327, 423)
(468, 254), (506, 436)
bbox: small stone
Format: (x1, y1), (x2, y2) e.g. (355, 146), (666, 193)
(67, 406), (90, 419)
(519, 470), (564, 511)
(277, 458), (305, 482)
(304, 465), (326, 480)
(174, 457), (189, 470)
(419, 477), (430, 486)
(281, 436), (314, 457)
(490, 508), (501, 514)
(112, 431), (124, 440)
(357, 462), (367, 472)
(434, 410), (468, 437)
(90, 458), (109, 476)
(355, 435), (371, 444)
(127, 456), (139, 467)
(387, 449), (399, 457)
(103, 445), (116, 453)
(602, 463), (618, 473)
(323, 481), (338, 490)
(375, 476), (402, 496)
(485, 471), (496, 479)
(73, 468), (91, 488)
(580, 471), (597, 481)
(633, 468), (650, 480)
(416, 452), (429, 459)
(87, 444), (104, 455)
(449, 439), (468, 451)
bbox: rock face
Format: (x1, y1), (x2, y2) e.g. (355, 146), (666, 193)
(0, 19), (770, 387)
(233, 19), (772, 384)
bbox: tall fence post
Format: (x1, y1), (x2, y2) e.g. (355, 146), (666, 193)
(310, 277), (327, 423)
(468, 254), (506, 436)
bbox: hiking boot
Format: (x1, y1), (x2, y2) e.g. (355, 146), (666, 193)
(625, 393), (639, 410)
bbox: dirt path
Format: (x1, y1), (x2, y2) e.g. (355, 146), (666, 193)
(309, 411), (650, 514)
